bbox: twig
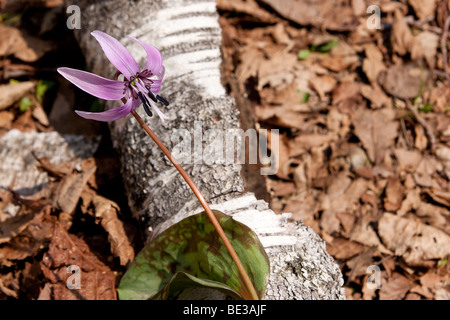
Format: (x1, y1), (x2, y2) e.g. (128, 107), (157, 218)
(404, 15), (446, 35)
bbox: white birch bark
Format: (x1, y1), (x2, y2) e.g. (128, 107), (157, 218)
(71, 0), (345, 300)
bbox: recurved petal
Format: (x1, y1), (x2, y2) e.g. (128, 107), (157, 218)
(91, 30), (140, 80)
(148, 65), (165, 93)
(128, 36), (163, 75)
(75, 98), (138, 122)
(57, 67), (125, 100)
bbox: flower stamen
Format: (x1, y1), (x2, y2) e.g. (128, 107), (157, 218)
(138, 92), (153, 117)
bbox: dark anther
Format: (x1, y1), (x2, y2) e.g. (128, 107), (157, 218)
(145, 86), (158, 103)
(138, 92), (153, 117)
(156, 95), (170, 106)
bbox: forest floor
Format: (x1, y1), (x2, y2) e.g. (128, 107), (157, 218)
(0, 0), (449, 300)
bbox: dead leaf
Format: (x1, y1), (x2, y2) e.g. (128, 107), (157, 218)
(319, 42), (360, 72)
(32, 105), (50, 127)
(216, 0), (278, 23)
(40, 222), (117, 300)
(411, 31), (440, 69)
(384, 176), (403, 212)
(360, 83), (391, 109)
(394, 148), (422, 173)
(330, 81), (363, 113)
(309, 75), (337, 99)
(408, 0), (438, 20)
(0, 111), (14, 137)
(378, 64), (425, 99)
(379, 272), (413, 300)
(423, 86), (450, 113)
(0, 81), (35, 110)
(346, 247), (379, 282)
(0, 25), (53, 62)
(51, 158), (97, 214)
(362, 43), (386, 83)
(392, 8), (414, 56)
(352, 107), (398, 165)
(0, 208), (55, 267)
(0, 212), (35, 245)
(378, 213), (450, 266)
(350, 205), (389, 252)
(413, 156), (443, 188)
(260, 0), (358, 31)
(80, 189), (135, 266)
(325, 237), (362, 260)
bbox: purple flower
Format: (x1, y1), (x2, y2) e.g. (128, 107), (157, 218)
(57, 30), (169, 122)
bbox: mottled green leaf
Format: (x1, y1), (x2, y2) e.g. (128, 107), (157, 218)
(117, 210), (270, 300)
(152, 271), (241, 300)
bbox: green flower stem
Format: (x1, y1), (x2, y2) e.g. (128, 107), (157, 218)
(130, 109), (259, 301)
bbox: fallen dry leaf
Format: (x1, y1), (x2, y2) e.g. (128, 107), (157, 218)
(0, 81), (35, 110)
(392, 8), (414, 56)
(394, 148), (422, 173)
(352, 107), (398, 165)
(80, 188), (135, 266)
(384, 176), (403, 212)
(309, 75), (337, 100)
(0, 25), (53, 62)
(0, 207), (55, 267)
(260, 0), (358, 31)
(362, 43), (386, 84)
(51, 158), (97, 214)
(379, 272), (413, 300)
(360, 83), (391, 109)
(40, 222), (117, 300)
(408, 0), (438, 21)
(411, 31), (440, 69)
(378, 64), (425, 99)
(217, 0), (278, 23)
(378, 213), (450, 266)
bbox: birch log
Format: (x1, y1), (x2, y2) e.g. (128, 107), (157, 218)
(72, 0), (345, 300)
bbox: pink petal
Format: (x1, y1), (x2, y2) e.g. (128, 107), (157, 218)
(75, 98), (138, 122)
(58, 67), (125, 100)
(148, 65), (165, 93)
(91, 31), (140, 80)
(128, 36), (163, 75)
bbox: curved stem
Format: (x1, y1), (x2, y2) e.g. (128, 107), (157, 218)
(130, 110), (258, 300)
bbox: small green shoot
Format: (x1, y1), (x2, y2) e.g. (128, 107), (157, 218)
(301, 92), (310, 104)
(35, 80), (54, 103)
(19, 97), (32, 112)
(298, 39), (339, 60)
(438, 258), (448, 268)
(419, 104), (433, 113)
(298, 49), (310, 60)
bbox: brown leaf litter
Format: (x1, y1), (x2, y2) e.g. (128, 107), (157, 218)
(219, 0), (450, 300)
